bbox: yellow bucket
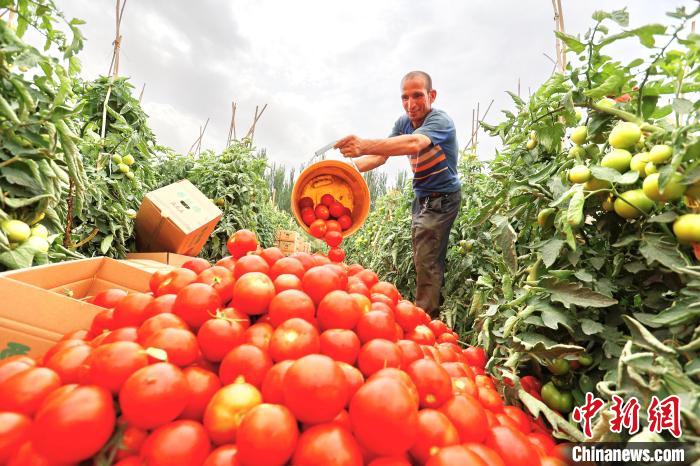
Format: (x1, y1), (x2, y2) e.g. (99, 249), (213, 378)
(291, 160), (370, 237)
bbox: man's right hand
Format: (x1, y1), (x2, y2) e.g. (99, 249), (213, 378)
(334, 135), (365, 158)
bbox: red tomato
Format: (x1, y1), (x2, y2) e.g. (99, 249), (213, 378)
(292, 423), (363, 466)
(232, 272), (275, 315)
(182, 258), (212, 274)
(347, 277), (370, 296)
(409, 409), (460, 464)
(268, 289), (315, 326)
(180, 367), (222, 421)
(0, 412), (31, 464)
(337, 362), (365, 400)
(356, 310), (396, 343)
(315, 204), (330, 220)
(439, 394), (489, 443)
(115, 425), (148, 460)
(220, 307), (251, 330)
(316, 290), (361, 330)
(172, 283), (222, 329)
(370, 282), (400, 305)
(396, 339), (423, 369)
(142, 294), (178, 319)
(269, 257), (305, 280)
(309, 219), (328, 238)
(143, 327), (199, 367)
(464, 443), (506, 466)
(369, 368), (420, 408)
(150, 269), (171, 293)
(226, 229), (258, 259)
(119, 362), (189, 429)
(464, 346), (487, 369)
(32, 385), (115, 463)
(478, 386), (504, 412)
(156, 268), (198, 296)
(326, 220), (342, 234)
(283, 354), (349, 424)
(367, 458), (412, 466)
(102, 326), (139, 344)
(89, 308), (116, 336)
(44, 343), (92, 384)
(243, 322), (273, 352)
(324, 230), (343, 248)
(529, 432), (556, 455)
(427, 319), (448, 337)
(6, 440), (56, 465)
(405, 359), (453, 409)
(197, 266), (235, 304)
(349, 377), (419, 457)
(338, 215), (353, 230)
(394, 301), (421, 332)
(328, 201), (346, 218)
(299, 196), (314, 209)
(425, 445), (487, 466)
(203, 381), (262, 445)
(320, 194), (335, 206)
(215, 256), (237, 272)
(328, 247), (346, 263)
(259, 247), (284, 266)
(269, 318), (320, 362)
(137, 313), (188, 344)
(302, 208), (317, 226)
(113, 293), (155, 328)
(233, 255), (270, 279)
(441, 361), (473, 378)
(290, 252), (316, 270)
(485, 425), (542, 466)
(140, 420), (211, 466)
(261, 360), (294, 404)
(219, 343), (272, 388)
(236, 404), (299, 466)
(319, 329), (361, 365)
(452, 377), (478, 397)
(521, 375), (542, 394)
(0, 367), (61, 416)
(405, 325), (436, 345)
(274, 273), (303, 293)
(197, 318), (245, 362)
(90, 288), (128, 308)
(503, 406), (532, 434)
(302, 266), (344, 305)
(203, 444), (238, 466)
(357, 339), (402, 377)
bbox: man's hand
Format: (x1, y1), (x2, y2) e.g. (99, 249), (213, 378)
(334, 135), (365, 158)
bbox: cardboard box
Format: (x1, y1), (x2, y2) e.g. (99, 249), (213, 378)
(135, 180), (222, 256)
(276, 230), (300, 242)
(0, 257), (159, 360)
(276, 239), (297, 254)
(126, 252), (193, 267)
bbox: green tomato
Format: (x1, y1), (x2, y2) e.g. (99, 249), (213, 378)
(630, 152), (650, 176)
(608, 122), (641, 149)
(548, 358), (570, 375)
(578, 354), (593, 366)
(614, 189), (654, 219)
(568, 146), (587, 160)
(568, 165), (591, 184)
(2, 219), (31, 242)
(541, 382), (574, 413)
(642, 172), (685, 202)
(26, 235), (49, 253)
(111, 154), (123, 165)
(596, 97), (616, 108)
(122, 154), (135, 166)
(570, 126), (587, 145)
(30, 224), (49, 239)
(601, 149), (632, 173)
(648, 144), (672, 164)
(125, 171), (135, 180)
(118, 163), (130, 174)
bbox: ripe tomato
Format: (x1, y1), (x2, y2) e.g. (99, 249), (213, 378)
(215, 256), (237, 272)
(349, 377), (419, 456)
(370, 282), (400, 305)
(405, 325), (436, 345)
(437, 332), (458, 344)
(142, 294), (178, 319)
(328, 201), (346, 218)
(173, 283), (222, 329)
(90, 288), (128, 308)
(89, 308), (116, 336)
(219, 343), (272, 387)
(405, 359), (453, 409)
(269, 318), (320, 362)
(220, 306), (251, 329)
(441, 361), (472, 378)
(232, 272), (275, 315)
(337, 362), (365, 400)
(299, 196), (314, 209)
(452, 376), (478, 397)
(425, 445), (487, 466)
(233, 254), (270, 279)
(292, 423), (363, 466)
(179, 367), (222, 421)
(355, 269), (379, 288)
(338, 215), (353, 230)
(0, 412), (31, 464)
(274, 273), (303, 293)
(269, 257), (305, 279)
(503, 406), (532, 434)
(268, 289), (315, 326)
(309, 219), (328, 238)
(326, 219), (342, 233)
(261, 360), (294, 404)
(119, 362), (189, 429)
(529, 432), (556, 456)
(409, 409), (460, 464)
(197, 318), (245, 362)
(394, 339), (422, 369)
(478, 386), (504, 412)
(115, 425), (148, 460)
(32, 384), (116, 463)
(427, 319), (448, 337)
(203, 445), (238, 466)
(464, 443), (506, 466)
(0, 367), (61, 416)
(44, 343), (92, 384)
(137, 313), (188, 344)
(102, 326), (139, 344)
(316, 290), (361, 330)
(439, 394), (488, 443)
(302, 266), (344, 305)
(369, 368), (420, 408)
(367, 458), (412, 466)
(243, 322), (273, 351)
(347, 277), (370, 296)
(394, 301), (421, 332)
(143, 327), (199, 367)
(463, 346), (487, 369)
(226, 229), (258, 259)
(356, 310), (396, 343)
(315, 204), (330, 220)
(156, 268), (197, 296)
(328, 247), (346, 263)
(236, 404), (299, 466)
(290, 251), (316, 270)
(113, 293), (155, 328)
(203, 381), (262, 445)
(357, 339), (402, 377)
(197, 266), (235, 304)
(150, 269), (171, 293)
(320, 194), (335, 206)
(485, 425), (542, 466)
(259, 247), (285, 266)
(182, 258), (212, 274)
(324, 230), (343, 248)
(140, 420), (211, 466)
(319, 329), (361, 365)
(283, 354), (349, 424)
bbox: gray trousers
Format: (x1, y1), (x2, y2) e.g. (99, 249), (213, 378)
(411, 190), (462, 318)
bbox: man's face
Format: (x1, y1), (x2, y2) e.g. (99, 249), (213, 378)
(401, 76), (436, 127)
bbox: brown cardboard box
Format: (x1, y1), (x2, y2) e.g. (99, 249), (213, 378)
(126, 252), (193, 267)
(135, 180), (222, 256)
(276, 239), (296, 254)
(276, 230), (300, 242)
(0, 257), (160, 360)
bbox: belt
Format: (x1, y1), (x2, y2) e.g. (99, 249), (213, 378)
(423, 192), (450, 198)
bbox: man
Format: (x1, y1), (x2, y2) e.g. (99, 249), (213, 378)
(335, 71), (461, 318)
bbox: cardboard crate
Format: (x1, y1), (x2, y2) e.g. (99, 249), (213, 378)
(276, 230), (300, 242)
(0, 257), (164, 360)
(276, 239), (297, 254)
(135, 179), (222, 256)
(126, 252), (193, 267)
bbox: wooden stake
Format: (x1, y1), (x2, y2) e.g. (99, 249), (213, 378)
(138, 82), (146, 102)
(102, 0), (127, 140)
(187, 118), (209, 155)
(556, 0), (566, 70)
(245, 103), (268, 141)
(227, 101), (237, 146)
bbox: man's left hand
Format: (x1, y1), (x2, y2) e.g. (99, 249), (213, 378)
(335, 135), (365, 158)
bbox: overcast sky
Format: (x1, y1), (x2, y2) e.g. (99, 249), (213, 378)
(51, 0), (696, 181)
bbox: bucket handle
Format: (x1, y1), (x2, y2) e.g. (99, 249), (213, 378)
(310, 140), (361, 172)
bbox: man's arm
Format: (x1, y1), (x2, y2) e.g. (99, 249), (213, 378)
(335, 134), (432, 158)
(354, 155), (389, 172)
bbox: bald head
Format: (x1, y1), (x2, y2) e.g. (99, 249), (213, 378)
(401, 71), (432, 92)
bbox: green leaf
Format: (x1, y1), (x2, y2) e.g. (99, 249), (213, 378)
(100, 234), (114, 255)
(2, 162), (44, 191)
(580, 318), (606, 335)
(672, 97), (693, 115)
(618, 170), (639, 185)
(599, 24), (666, 48)
(506, 91), (525, 107)
(590, 166), (622, 183)
(592, 9), (629, 26)
(511, 332), (584, 357)
(496, 219), (517, 273)
(566, 187), (585, 228)
(648, 212), (677, 223)
(639, 295), (700, 327)
(651, 105), (673, 119)
(554, 31), (586, 54)
(584, 74), (624, 99)
(541, 306), (576, 332)
(3, 193), (53, 208)
(641, 96), (659, 120)
(541, 278), (618, 308)
(540, 238), (565, 268)
(622, 315), (676, 357)
(639, 233), (689, 270)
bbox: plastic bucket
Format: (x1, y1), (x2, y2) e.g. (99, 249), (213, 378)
(291, 160), (370, 237)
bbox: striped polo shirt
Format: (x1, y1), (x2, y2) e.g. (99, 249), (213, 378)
(389, 108), (461, 198)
